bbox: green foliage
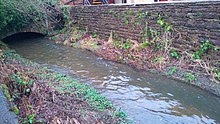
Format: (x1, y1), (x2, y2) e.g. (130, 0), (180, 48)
(0, 8), (12, 29)
(114, 111), (127, 118)
(113, 13), (120, 18)
(131, 17), (135, 24)
(74, 83), (113, 110)
(26, 88), (30, 93)
(157, 14), (172, 32)
(136, 21), (142, 26)
(214, 72), (220, 81)
(28, 105), (33, 109)
(170, 49), (181, 59)
(185, 73), (196, 82)
(151, 56), (165, 64)
(1, 45), (127, 123)
(62, 5), (71, 23)
(0, 0), (26, 31)
(168, 67), (178, 75)
(28, 114), (37, 124)
(12, 105), (19, 115)
(212, 68), (220, 81)
(127, 9), (134, 15)
(157, 15), (165, 26)
(192, 40), (217, 59)
(140, 41), (151, 48)
(113, 32), (119, 39)
(137, 10), (143, 19)
(122, 40), (132, 49)
(0, 84), (11, 99)
(118, 55), (123, 61)
(0, 0), (60, 33)
(22, 113), (37, 124)
(108, 10), (118, 18)
(85, 88), (113, 109)
(113, 40), (121, 48)
(145, 28), (160, 43)
(10, 71), (34, 99)
(192, 51), (201, 60)
(124, 19), (129, 25)
(109, 9), (114, 14)
(92, 32), (98, 38)
(41, 72), (114, 110)
(201, 40), (215, 52)
(92, 42), (98, 49)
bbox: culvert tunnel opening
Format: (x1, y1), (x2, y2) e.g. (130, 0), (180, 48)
(2, 32), (45, 44)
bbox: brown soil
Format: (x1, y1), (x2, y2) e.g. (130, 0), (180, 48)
(52, 28), (220, 97)
(0, 44), (124, 123)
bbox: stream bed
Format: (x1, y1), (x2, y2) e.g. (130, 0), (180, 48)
(5, 37), (220, 124)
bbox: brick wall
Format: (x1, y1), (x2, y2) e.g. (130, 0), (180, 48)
(70, 1), (220, 59)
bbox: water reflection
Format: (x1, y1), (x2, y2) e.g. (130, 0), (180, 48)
(5, 37), (220, 124)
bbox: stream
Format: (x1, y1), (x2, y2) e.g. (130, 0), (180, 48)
(5, 36), (220, 124)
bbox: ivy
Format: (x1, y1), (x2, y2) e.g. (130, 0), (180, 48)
(0, 0), (60, 33)
(192, 40), (217, 59)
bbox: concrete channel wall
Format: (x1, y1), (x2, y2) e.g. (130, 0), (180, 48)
(70, 1), (220, 61)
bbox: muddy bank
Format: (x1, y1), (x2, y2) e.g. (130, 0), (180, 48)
(50, 27), (220, 97)
(0, 41), (127, 123)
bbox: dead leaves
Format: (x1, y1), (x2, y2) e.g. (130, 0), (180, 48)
(52, 116), (80, 124)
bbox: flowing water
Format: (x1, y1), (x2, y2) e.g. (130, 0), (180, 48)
(5, 36), (220, 124)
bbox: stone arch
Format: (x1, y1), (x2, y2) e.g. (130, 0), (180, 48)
(1, 32), (45, 42)
(0, 26), (47, 41)
(0, 21), (56, 41)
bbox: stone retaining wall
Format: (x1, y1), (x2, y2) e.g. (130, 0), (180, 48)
(70, 1), (220, 61)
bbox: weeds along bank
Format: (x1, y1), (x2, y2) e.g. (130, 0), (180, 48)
(0, 1), (127, 123)
(0, 41), (127, 123)
(51, 4), (220, 97)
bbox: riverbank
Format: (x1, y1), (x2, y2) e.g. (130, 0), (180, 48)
(50, 26), (220, 97)
(0, 41), (127, 123)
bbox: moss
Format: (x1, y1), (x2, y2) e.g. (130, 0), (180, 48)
(0, 84), (11, 100)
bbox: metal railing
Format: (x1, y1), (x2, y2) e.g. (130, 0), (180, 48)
(83, 0), (91, 5)
(102, 0), (109, 4)
(83, 0), (109, 5)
